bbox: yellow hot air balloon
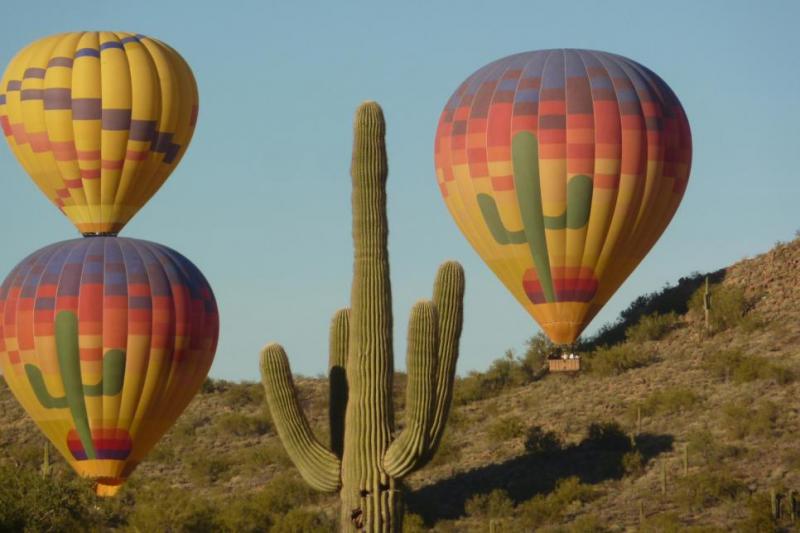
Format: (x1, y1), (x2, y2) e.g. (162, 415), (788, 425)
(0, 237), (219, 496)
(434, 50), (692, 344)
(0, 32), (198, 235)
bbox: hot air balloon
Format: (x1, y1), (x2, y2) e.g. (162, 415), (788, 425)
(0, 237), (218, 496)
(0, 31), (198, 235)
(0, 32), (214, 497)
(434, 50), (691, 345)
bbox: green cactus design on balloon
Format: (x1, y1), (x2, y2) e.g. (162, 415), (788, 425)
(476, 131), (593, 303)
(260, 102), (465, 532)
(24, 310), (126, 460)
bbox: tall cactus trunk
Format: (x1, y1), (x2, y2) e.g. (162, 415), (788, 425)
(260, 101), (465, 533)
(341, 102), (397, 531)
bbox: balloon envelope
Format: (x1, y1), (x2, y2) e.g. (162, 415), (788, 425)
(434, 50), (691, 344)
(0, 237), (218, 495)
(0, 32), (198, 235)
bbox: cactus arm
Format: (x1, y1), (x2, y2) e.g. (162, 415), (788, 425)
(328, 308), (350, 458)
(55, 310), (96, 459)
(260, 343), (341, 492)
(383, 301), (438, 477)
(477, 194), (527, 245)
(425, 261), (465, 457)
(24, 365), (69, 408)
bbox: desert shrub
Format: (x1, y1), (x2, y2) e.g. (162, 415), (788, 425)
(0, 465), (106, 532)
(704, 350), (794, 384)
(148, 441), (177, 464)
(722, 400), (779, 439)
(689, 282), (749, 333)
(524, 425), (562, 454)
(631, 387), (702, 420)
(522, 332), (555, 376)
(271, 508), (335, 533)
(625, 312), (679, 342)
(464, 488), (515, 519)
(188, 455), (233, 483)
(215, 473), (326, 532)
(173, 412), (211, 438)
(453, 340), (551, 405)
(402, 513), (428, 533)
(129, 481), (220, 532)
(201, 377), (229, 394)
(686, 429), (743, 466)
(585, 345), (657, 376)
(224, 382), (265, 408)
(622, 450), (645, 476)
(676, 471), (746, 511)
(736, 493), (779, 532)
(243, 439), (294, 468)
(428, 431), (462, 467)
(639, 512), (725, 533)
(259, 471), (321, 514)
(584, 422), (631, 452)
(216, 411), (272, 437)
(564, 515), (609, 532)
(587, 272), (707, 348)
(216, 494), (275, 532)
(487, 415), (525, 442)
(517, 476), (596, 529)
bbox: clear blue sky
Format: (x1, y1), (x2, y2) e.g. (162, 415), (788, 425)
(0, 1), (797, 380)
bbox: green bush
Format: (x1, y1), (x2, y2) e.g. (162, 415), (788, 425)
(517, 476), (596, 529)
(224, 382), (265, 408)
(622, 450), (645, 476)
(585, 345), (658, 376)
(487, 416), (525, 442)
(689, 283), (749, 333)
(584, 422), (631, 452)
(216, 411), (272, 437)
(625, 312), (679, 342)
(704, 350), (794, 384)
(464, 488), (514, 519)
(675, 471), (746, 511)
(524, 425), (562, 454)
(522, 332), (555, 376)
(631, 387), (702, 420)
(128, 481), (220, 533)
(686, 429), (743, 466)
(0, 465), (106, 532)
(173, 413), (211, 438)
(639, 512), (725, 533)
(736, 493), (779, 532)
(271, 508), (335, 533)
(428, 431), (462, 468)
(243, 439), (294, 468)
(402, 513), (428, 533)
(453, 337), (551, 405)
(188, 456), (233, 483)
(722, 400), (778, 439)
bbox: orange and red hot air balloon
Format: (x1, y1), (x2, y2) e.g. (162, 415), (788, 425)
(0, 32), (216, 496)
(434, 50), (691, 344)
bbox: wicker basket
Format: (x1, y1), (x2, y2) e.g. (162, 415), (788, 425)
(548, 358), (581, 372)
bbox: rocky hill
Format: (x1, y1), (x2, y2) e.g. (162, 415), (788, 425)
(1, 237), (799, 532)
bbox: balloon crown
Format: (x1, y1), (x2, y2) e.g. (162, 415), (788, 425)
(0, 31), (199, 236)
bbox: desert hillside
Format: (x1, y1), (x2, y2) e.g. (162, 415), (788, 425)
(2, 237), (799, 532)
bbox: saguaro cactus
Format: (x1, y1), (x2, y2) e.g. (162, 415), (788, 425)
(260, 102), (465, 532)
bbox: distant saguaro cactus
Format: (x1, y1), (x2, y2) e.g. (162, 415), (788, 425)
(260, 102), (465, 532)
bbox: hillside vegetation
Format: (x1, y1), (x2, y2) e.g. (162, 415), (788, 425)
(2, 237), (800, 532)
